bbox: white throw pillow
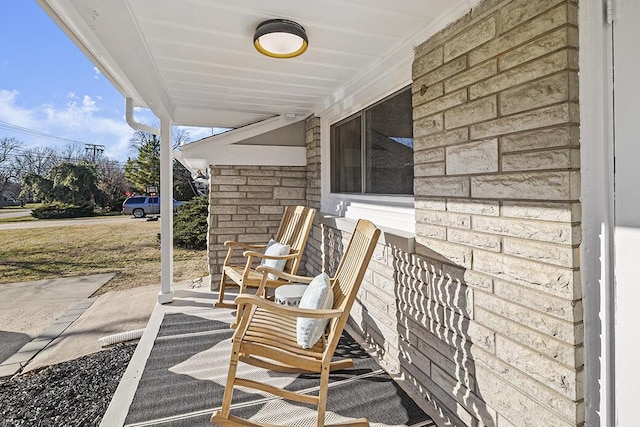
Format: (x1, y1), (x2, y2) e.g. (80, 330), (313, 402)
(260, 239), (290, 280)
(297, 273), (333, 349)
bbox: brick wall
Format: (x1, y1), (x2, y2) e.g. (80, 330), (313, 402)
(313, 0), (583, 425)
(324, 223), (406, 375)
(304, 116), (323, 276)
(408, 0), (582, 425)
(207, 165), (307, 288)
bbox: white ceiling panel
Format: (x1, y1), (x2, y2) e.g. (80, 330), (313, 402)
(39, 0), (476, 128)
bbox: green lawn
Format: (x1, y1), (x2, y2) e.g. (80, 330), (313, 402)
(0, 219), (208, 296)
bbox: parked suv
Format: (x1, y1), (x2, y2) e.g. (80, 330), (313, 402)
(122, 196), (184, 218)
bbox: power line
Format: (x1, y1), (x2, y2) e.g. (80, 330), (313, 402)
(2, 148), (129, 167)
(84, 143), (105, 162)
(0, 119), (91, 145)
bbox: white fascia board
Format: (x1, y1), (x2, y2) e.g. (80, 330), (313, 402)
(178, 144), (306, 168)
(38, 0), (173, 121)
(37, 0), (144, 108)
(210, 145), (306, 166)
(181, 115), (306, 150)
(315, 0), (481, 237)
(173, 150), (208, 174)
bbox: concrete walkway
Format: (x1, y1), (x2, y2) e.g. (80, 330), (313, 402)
(0, 274), (114, 378)
(0, 273), (183, 378)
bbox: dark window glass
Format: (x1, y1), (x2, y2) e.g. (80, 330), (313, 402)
(331, 116), (362, 193)
(149, 197), (158, 204)
(365, 89), (413, 194)
(330, 87), (413, 195)
(127, 197), (146, 203)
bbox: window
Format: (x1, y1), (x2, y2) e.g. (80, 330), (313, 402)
(331, 87), (413, 195)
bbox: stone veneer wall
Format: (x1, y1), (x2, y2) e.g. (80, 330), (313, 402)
(314, 0), (583, 426)
(409, 0), (582, 424)
(304, 116), (323, 276)
(207, 165), (307, 287)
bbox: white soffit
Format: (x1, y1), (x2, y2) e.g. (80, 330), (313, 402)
(37, 0), (475, 129)
(182, 114), (305, 149)
(177, 114), (306, 169)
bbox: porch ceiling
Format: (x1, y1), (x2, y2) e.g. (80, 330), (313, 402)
(38, 0), (476, 129)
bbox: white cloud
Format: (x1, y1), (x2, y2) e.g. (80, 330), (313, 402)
(0, 88), (134, 161)
(82, 95), (98, 113)
(0, 89), (37, 127)
(93, 67), (101, 80)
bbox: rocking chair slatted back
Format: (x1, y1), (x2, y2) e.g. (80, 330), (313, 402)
(214, 205), (316, 309)
(274, 206), (314, 273)
(211, 219), (381, 427)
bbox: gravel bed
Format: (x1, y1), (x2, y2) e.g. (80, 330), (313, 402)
(0, 344), (135, 427)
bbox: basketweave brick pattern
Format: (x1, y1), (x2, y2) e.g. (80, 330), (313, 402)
(304, 115), (323, 276)
(207, 165), (307, 286)
(409, 0), (582, 425)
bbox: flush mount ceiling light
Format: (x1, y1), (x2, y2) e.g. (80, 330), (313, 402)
(254, 19), (308, 59)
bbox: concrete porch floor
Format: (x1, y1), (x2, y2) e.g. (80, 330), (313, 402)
(100, 282), (443, 427)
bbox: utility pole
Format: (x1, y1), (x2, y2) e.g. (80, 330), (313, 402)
(84, 143), (105, 162)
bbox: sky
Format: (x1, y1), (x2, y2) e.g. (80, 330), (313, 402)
(0, 1), (213, 163)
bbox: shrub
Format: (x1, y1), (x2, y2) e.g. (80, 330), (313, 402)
(31, 203), (95, 219)
(173, 196), (208, 250)
(110, 196), (127, 213)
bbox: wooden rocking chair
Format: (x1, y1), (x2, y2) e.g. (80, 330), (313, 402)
(211, 219), (381, 427)
(214, 205), (316, 309)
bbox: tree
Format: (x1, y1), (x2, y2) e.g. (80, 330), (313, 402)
(96, 159), (128, 211)
(173, 160), (198, 201)
(173, 195), (208, 249)
(171, 128), (197, 201)
(22, 161), (104, 206)
(12, 146), (58, 179)
(57, 143), (89, 163)
(0, 137), (24, 205)
(124, 128), (197, 200)
(124, 132), (160, 194)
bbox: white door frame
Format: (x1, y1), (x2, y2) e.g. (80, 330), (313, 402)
(610, 0), (640, 425)
(579, 0), (615, 425)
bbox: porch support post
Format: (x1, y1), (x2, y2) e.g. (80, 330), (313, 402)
(158, 117), (174, 304)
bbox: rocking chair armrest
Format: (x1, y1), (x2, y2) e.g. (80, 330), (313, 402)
(242, 250), (299, 261)
(224, 241), (268, 250)
(223, 242), (269, 265)
(254, 266), (314, 283)
(235, 294), (342, 319)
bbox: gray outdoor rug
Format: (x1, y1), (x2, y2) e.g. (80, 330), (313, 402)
(124, 310), (435, 427)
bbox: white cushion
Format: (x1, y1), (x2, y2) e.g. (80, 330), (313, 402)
(260, 239), (290, 280)
(297, 273), (333, 349)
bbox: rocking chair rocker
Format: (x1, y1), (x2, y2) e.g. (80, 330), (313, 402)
(211, 219), (381, 427)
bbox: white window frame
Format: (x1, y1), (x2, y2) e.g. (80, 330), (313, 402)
(329, 87), (414, 197)
(319, 82), (415, 233)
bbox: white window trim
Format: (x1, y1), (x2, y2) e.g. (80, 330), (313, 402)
(314, 0), (484, 235)
(320, 87), (416, 234)
(317, 213), (415, 255)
